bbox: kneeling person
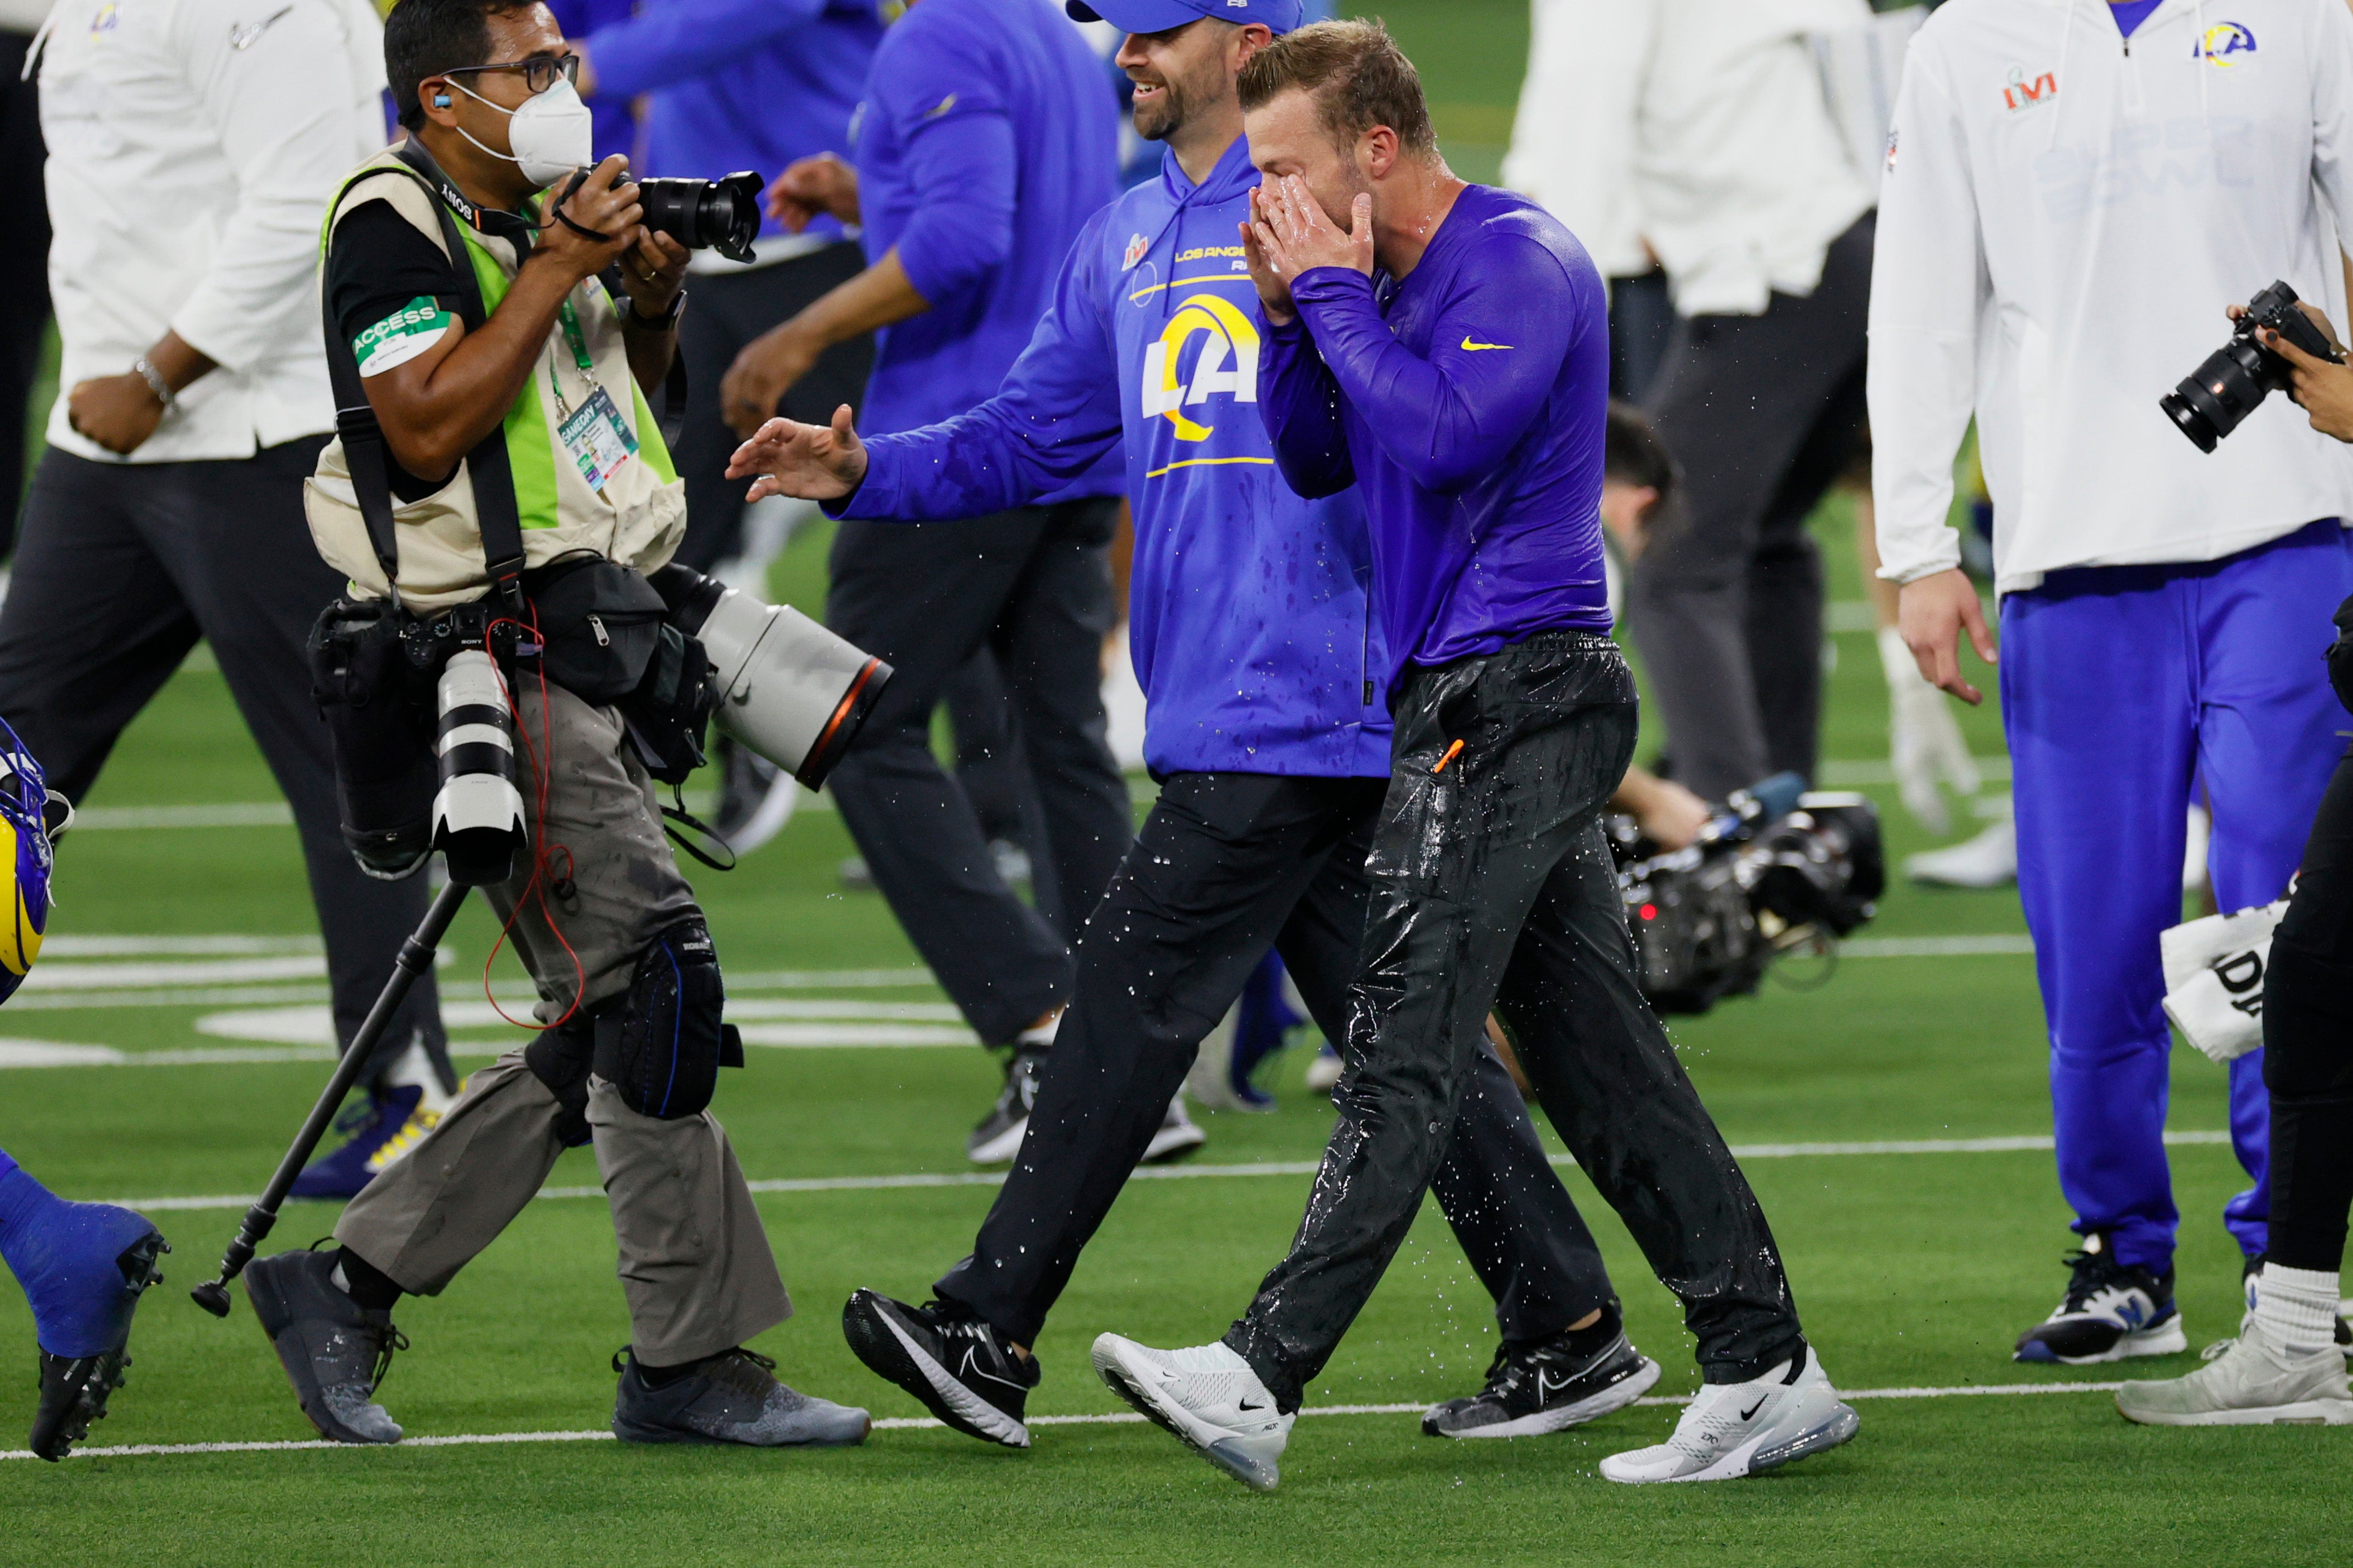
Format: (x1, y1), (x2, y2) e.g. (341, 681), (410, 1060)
(243, 0), (865, 1450)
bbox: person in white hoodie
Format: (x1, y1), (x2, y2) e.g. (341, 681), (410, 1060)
(1873, 0), (2353, 1364)
(1504, 0), (1879, 802)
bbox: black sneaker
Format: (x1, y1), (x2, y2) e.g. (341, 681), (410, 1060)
(612, 1345), (870, 1446)
(968, 1049), (1046, 1164)
(28, 1223), (169, 1461)
(842, 1289), (1039, 1448)
(244, 1246), (407, 1443)
(2014, 1233), (2187, 1364)
(1421, 1329), (1662, 1439)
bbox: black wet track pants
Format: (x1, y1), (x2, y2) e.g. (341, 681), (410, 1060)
(2262, 746), (2353, 1273)
(933, 769), (1620, 1351)
(1224, 632), (1806, 1411)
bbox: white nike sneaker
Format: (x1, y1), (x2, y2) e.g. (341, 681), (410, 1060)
(1141, 1094), (1206, 1163)
(2115, 1329), (2353, 1426)
(1091, 1334), (1295, 1491)
(1599, 1346), (1859, 1484)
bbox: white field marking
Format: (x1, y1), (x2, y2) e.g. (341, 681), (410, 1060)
(91, 1133), (2234, 1213)
(71, 803), (294, 831)
(0, 1381), (2143, 1462)
(0, 985), (334, 1013)
(0, 1041), (338, 1070)
(191, 999), (972, 1049)
(18, 956), (332, 991)
(1840, 934), (2035, 958)
(41, 934), (323, 957)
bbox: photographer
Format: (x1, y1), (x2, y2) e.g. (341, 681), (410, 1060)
(1872, 0), (2353, 1365)
(10, 0), (457, 1196)
(2113, 305), (2353, 1426)
(242, 0), (867, 1451)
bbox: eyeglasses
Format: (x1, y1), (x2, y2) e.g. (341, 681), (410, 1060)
(444, 52), (581, 96)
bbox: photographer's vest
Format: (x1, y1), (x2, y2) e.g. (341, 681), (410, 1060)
(305, 145), (685, 613)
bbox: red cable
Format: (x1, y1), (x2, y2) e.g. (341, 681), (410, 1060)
(479, 605), (587, 1033)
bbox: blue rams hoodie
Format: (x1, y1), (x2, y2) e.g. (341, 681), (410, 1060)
(833, 135), (1391, 779)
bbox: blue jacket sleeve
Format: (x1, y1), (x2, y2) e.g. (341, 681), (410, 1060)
(1290, 237), (1576, 494)
(587, 0), (828, 100)
(875, 58), (1017, 306)
(829, 220), (1126, 522)
(1258, 312), (1354, 499)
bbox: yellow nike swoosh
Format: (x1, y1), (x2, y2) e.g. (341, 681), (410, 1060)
(923, 93), (959, 120)
(1460, 337), (1513, 351)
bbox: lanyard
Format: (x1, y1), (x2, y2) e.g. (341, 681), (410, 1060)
(550, 298), (601, 419)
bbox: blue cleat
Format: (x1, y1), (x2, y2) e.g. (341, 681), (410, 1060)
(0, 1163), (169, 1461)
(290, 1086), (434, 1200)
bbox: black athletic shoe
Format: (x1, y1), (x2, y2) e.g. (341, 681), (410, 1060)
(2014, 1234), (2186, 1364)
(244, 1246), (407, 1444)
(612, 1345), (869, 1446)
(968, 1049), (1047, 1164)
(1421, 1330), (1663, 1439)
(842, 1289), (1039, 1448)
(28, 1227), (169, 1461)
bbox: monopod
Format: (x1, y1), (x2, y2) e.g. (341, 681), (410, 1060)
(190, 880), (470, 1318)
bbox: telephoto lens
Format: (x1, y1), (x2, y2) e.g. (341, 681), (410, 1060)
(432, 649), (527, 886)
(633, 172), (764, 264)
(648, 563), (890, 789)
(2161, 279), (2342, 451)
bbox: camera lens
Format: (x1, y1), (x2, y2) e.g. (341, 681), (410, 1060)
(2161, 340), (2270, 452)
(633, 172), (765, 265)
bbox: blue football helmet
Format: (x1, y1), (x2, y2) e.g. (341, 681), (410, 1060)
(0, 717), (66, 1004)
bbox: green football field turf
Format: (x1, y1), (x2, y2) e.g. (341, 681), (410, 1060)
(5, 3), (2345, 1560)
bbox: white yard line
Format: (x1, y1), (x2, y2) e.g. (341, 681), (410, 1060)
(0, 1381), (2136, 1464)
(94, 1133), (2232, 1214)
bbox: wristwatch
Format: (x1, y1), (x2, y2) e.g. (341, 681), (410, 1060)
(628, 288), (687, 331)
(132, 355), (177, 412)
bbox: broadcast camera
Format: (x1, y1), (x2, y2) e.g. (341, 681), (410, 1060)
(1609, 773), (1884, 1014)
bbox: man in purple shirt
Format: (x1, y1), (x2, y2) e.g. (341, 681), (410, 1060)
(1088, 20), (1857, 1492)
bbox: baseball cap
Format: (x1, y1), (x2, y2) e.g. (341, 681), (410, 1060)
(1066, 0), (1303, 36)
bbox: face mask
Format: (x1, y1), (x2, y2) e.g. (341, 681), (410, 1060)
(448, 77), (593, 189)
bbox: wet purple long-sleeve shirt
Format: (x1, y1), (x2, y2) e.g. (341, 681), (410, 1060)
(1258, 184), (1612, 689)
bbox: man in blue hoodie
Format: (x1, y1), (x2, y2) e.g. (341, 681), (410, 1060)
(717, 0), (1142, 1164)
(729, 0), (1653, 1453)
(569, 0), (882, 583)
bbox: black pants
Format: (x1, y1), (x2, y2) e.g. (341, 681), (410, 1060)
(2262, 745), (2353, 1273)
(0, 443), (449, 1085)
(672, 243), (874, 574)
(825, 498), (1133, 1043)
(935, 770), (1617, 1350)
(1632, 212), (1874, 800)
(0, 31), (49, 561)
(1224, 632), (1803, 1411)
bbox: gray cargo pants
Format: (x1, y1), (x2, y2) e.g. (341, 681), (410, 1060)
(337, 682), (790, 1364)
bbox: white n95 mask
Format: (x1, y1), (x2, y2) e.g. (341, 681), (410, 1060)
(450, 77), (594, 189)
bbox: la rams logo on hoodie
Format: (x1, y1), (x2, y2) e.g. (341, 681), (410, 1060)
(2194, 22), (2257, 67)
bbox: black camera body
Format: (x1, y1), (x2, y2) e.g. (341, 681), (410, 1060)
(2163, 279), (2343, 452)
(1610, 781), (1883, 1016)
(630, 172), (764, 265)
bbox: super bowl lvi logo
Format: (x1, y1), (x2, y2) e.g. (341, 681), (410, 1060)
(1141, 294), (1260, 442)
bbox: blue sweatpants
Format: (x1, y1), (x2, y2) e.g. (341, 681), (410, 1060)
(2002, 519), (2353, 1271)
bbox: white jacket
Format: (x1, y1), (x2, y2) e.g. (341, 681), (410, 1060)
(35, 0), (386, 464)
(1502, 0), (1877, 315)
(1869, 0), (2353, 593)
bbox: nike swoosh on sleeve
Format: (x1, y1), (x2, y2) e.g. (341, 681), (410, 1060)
(228, 5), (293, 49)
(923, 93), (959, 120)
(1459, 336), (1514, 351)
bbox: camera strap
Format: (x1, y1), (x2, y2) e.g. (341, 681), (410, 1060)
(319, 150), (536, 614)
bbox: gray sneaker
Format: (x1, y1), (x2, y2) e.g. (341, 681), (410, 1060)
(612, 1346), (871, 1446)
(244, 1247), (405, 1444)
(2115, 1330), (2353, 1426)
